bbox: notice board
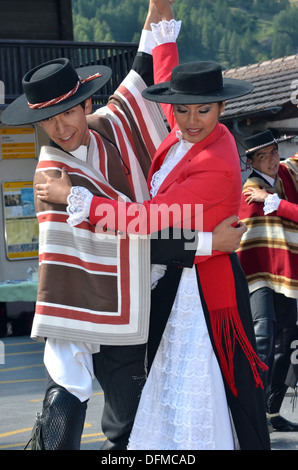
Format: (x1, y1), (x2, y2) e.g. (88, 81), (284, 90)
(0, 126), (37, 160)
(2, 181), (38, 260)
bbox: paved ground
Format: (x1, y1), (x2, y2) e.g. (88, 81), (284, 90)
(0, 335), (104, 450)
(0, 335), (297, 451)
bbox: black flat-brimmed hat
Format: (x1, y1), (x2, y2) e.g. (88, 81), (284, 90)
(244, 130), (294, 157)
(142, 61), (253, 104)
(1, 58), (112, 125)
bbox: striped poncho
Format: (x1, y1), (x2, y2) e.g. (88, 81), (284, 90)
(237, 160), (298, 299)
(31, 68), (168, 345)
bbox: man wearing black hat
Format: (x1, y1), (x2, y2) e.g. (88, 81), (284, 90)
(237, 130), (298, 432)
(0, 0), (173, 450)
(1, 0), (245, 450)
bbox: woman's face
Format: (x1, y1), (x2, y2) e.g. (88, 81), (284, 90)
(173, 102), (225, 144)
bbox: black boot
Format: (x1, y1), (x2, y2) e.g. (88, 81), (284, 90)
(268, 327), (297, 414)
(253, 319), (276, 392)
(26, 387), (87, 450)
(268, 414), (298, 432)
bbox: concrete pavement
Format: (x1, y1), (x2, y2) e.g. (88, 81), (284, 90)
(0, 335), (104, 450)
(0, 335), (297, 451)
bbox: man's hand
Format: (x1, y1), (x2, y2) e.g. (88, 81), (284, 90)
(35, 168), (72, 205)
(212, 215), (247, 252)
(243, 187), (269, 204)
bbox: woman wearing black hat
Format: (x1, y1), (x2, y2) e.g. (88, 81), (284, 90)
(35, 3), (270, 450)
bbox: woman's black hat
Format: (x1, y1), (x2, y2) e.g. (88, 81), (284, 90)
(142, 61), (253, 104)
(1, 58), (112, 125)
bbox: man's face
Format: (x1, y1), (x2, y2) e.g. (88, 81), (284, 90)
(38, 98), (92, 152)
(249, 144), (280, 178)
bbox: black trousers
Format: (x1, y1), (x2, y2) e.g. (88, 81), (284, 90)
(250, 287), (298, 413)
(92, 344), (146, 449)
(44, 343), (146, 450)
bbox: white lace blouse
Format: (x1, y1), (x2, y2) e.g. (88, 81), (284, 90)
(128, 133), (235, 450)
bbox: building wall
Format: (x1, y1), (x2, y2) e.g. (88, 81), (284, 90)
(0, 0), (73, 40)
(0, 109), (49, 282)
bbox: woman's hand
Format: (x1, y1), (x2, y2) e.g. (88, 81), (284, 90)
(151, 0), (175, 13)
(35, 168), (72, 205)
(145, 0), (174, 29)
(243, 187), (269, 205)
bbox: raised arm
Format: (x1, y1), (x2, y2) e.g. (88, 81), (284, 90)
(87, 1), (176, 173)
(144, 0), (175, 30)
(150, 1), (179, 129)
(131, 0), (174, 86)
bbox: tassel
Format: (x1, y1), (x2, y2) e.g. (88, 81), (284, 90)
(209, 306), (268, 397)
(197, 253), (268, 397)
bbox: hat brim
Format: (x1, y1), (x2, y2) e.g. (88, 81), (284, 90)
(1, 65), (112, 126)
(142, 77), (253, 104)
(245, 135), (295, 156)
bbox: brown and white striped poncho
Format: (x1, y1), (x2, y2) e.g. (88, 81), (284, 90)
(237, 159), (298, 300)
(31, 69), (168, 345)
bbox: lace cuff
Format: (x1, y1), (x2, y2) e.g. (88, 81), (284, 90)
(66, 186), (93, 227)
(151, 19), (181, 45)
(264, 193), (281, 215)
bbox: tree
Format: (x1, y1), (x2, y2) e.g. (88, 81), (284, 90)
(272, 6), (298, 58)
(71, 0), (298, 67)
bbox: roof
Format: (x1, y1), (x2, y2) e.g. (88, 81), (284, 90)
(222, 54), (298, 120)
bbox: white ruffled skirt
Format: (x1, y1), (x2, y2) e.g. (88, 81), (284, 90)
(128, 266), (235, 450)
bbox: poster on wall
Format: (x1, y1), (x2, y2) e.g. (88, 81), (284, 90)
(0, 126), (36, 159)
(2, 181), (39, 260)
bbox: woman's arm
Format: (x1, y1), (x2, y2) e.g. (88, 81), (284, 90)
(89, 159), (237, 235)
(153, 42), (178, 130)
(131, 0), (175, 85)
(243, 186), (298, 223)
(276, 199), (298, 223)
(35, 168), (245, 257)
(144, 0), (175, 31)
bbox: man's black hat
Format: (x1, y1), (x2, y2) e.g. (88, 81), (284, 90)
(1, 58), (112, 125)
(244, 130), (294, 157)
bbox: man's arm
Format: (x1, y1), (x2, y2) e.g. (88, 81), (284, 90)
(151, 216), (247, 267)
